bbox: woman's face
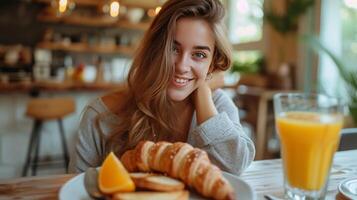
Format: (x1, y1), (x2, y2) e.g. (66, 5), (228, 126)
(167, 17), (215, 102)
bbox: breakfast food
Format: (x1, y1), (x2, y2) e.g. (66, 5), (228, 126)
(98, 152), (135, 194)
(121, 141), (235, 200)
(112, 190), (189, 200)
(130, 172), (185, 192)
(98, 152), (188, 200)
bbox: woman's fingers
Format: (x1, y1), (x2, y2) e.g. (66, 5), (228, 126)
(207, 71), (225, 90)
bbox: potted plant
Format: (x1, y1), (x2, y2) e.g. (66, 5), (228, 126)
(304, 35), (357, 125)
(265, 0), (315, 34)
(231, 55), (264, 74)
(264, 0), (314, 88)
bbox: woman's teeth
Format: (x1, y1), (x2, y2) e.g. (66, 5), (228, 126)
(175, 78), (189, 83)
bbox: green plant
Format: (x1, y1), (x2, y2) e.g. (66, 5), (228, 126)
(230, 56), (264, 74)
(264, 0), (314, 65)
(303, 35), (357, 124)
(265, 0), (314, 34)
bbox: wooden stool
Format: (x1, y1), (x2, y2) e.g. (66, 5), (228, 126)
(22, 97), (75, 176)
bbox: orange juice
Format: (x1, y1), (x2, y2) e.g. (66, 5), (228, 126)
(276, 112), (343, 190)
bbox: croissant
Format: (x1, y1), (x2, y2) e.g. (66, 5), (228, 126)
(120, 141), (235, 200)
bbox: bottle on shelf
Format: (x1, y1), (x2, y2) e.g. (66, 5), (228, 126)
(72, 63), (85, 82)
(33, 49), (52, 81)
(94, 56), (105, 83)
(63, 55), (74, 82)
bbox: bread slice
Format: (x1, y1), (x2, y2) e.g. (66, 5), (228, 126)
(112, 191), (189, 200)
(131, 174), (185, 192)
(129, 172), (154, 179)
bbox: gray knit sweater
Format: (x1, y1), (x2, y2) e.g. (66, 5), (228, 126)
(69, 89), (255, 175)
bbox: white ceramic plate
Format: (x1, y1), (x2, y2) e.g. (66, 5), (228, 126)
(338, 177), (357, 200)
(59, 171), (256, 200)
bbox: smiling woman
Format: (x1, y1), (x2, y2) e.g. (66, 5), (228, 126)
(168, 18), (215, 102)
(69, 0), (255, 176)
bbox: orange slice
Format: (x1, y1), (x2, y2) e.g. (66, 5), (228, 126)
(98, 152), (135, 194)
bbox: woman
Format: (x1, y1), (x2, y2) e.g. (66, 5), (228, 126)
(69, 0), (255, 175)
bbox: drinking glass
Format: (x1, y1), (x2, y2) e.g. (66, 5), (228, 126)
(274, 93), (344, 199)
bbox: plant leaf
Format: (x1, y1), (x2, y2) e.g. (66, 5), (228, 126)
(302, 35), (357, 102)
(302, 35), (351, 83)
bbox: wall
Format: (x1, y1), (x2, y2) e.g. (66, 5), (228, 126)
(0, 2), (45, 46)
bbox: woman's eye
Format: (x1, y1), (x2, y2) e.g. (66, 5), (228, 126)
(193, 52), (207, 59)
(172, 46), (180, 54)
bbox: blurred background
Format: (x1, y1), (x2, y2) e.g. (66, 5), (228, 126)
(0, 0), (356, 179)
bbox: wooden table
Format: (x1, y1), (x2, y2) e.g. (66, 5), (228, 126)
(0, 150), (356, 200)
(240, 149), (357, 199)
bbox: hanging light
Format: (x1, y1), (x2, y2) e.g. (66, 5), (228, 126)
(147, 6), (162, 18)
(109, 1), (120, 18)
(155, 6), (161, 15)
(58, 0), (67, 13)
(147, 9), (155, 18)
(52, 0), (75, 16)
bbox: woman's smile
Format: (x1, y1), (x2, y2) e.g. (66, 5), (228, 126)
(171, 75), (194, 88)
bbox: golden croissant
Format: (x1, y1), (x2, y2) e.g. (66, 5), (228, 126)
(120, 141), (235, 200)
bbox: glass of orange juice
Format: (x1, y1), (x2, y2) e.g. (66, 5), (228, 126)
(274, 93), (344, 199)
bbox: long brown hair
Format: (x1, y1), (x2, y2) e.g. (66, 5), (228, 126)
(105, 0), (232, 156)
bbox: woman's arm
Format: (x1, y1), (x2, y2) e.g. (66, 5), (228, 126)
(194, 83), (218, 124)
(191, 74), (255, 175)
(194, 71), (225, 124)
(68, 102), (105, 173)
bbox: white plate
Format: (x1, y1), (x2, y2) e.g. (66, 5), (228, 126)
(59, 171), (256, 200)
(338, 177), (357, 200)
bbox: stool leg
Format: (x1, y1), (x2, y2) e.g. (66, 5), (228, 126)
(31, 121), (43, 176)
(58, 119), (69, 172)
(22, 120), (42, 177)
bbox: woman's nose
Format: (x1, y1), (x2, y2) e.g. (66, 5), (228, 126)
(175, 53), (191, 73)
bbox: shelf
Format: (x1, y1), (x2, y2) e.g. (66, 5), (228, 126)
(37, 42), (135, 56)
(33, 0), (163, 9)
(0, 65), (31, 71)
(34, 0), (99, 7)
(0, 80), (126, 93)
(118, 21), (150, 31)
(37, 13), (150, 31)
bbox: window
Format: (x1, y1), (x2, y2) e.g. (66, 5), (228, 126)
(341, 0), (357, 71)
(227, 0), (265, 74)
(228, 0), (264, 44)
(318, 0), (357, 99)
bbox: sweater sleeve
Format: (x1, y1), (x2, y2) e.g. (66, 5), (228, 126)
(68, 102), (106, 173)
(188, 89), (255, 175)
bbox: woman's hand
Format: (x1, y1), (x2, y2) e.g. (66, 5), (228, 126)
(193, 71), (224, 124)
(207, 70), (225, 91)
